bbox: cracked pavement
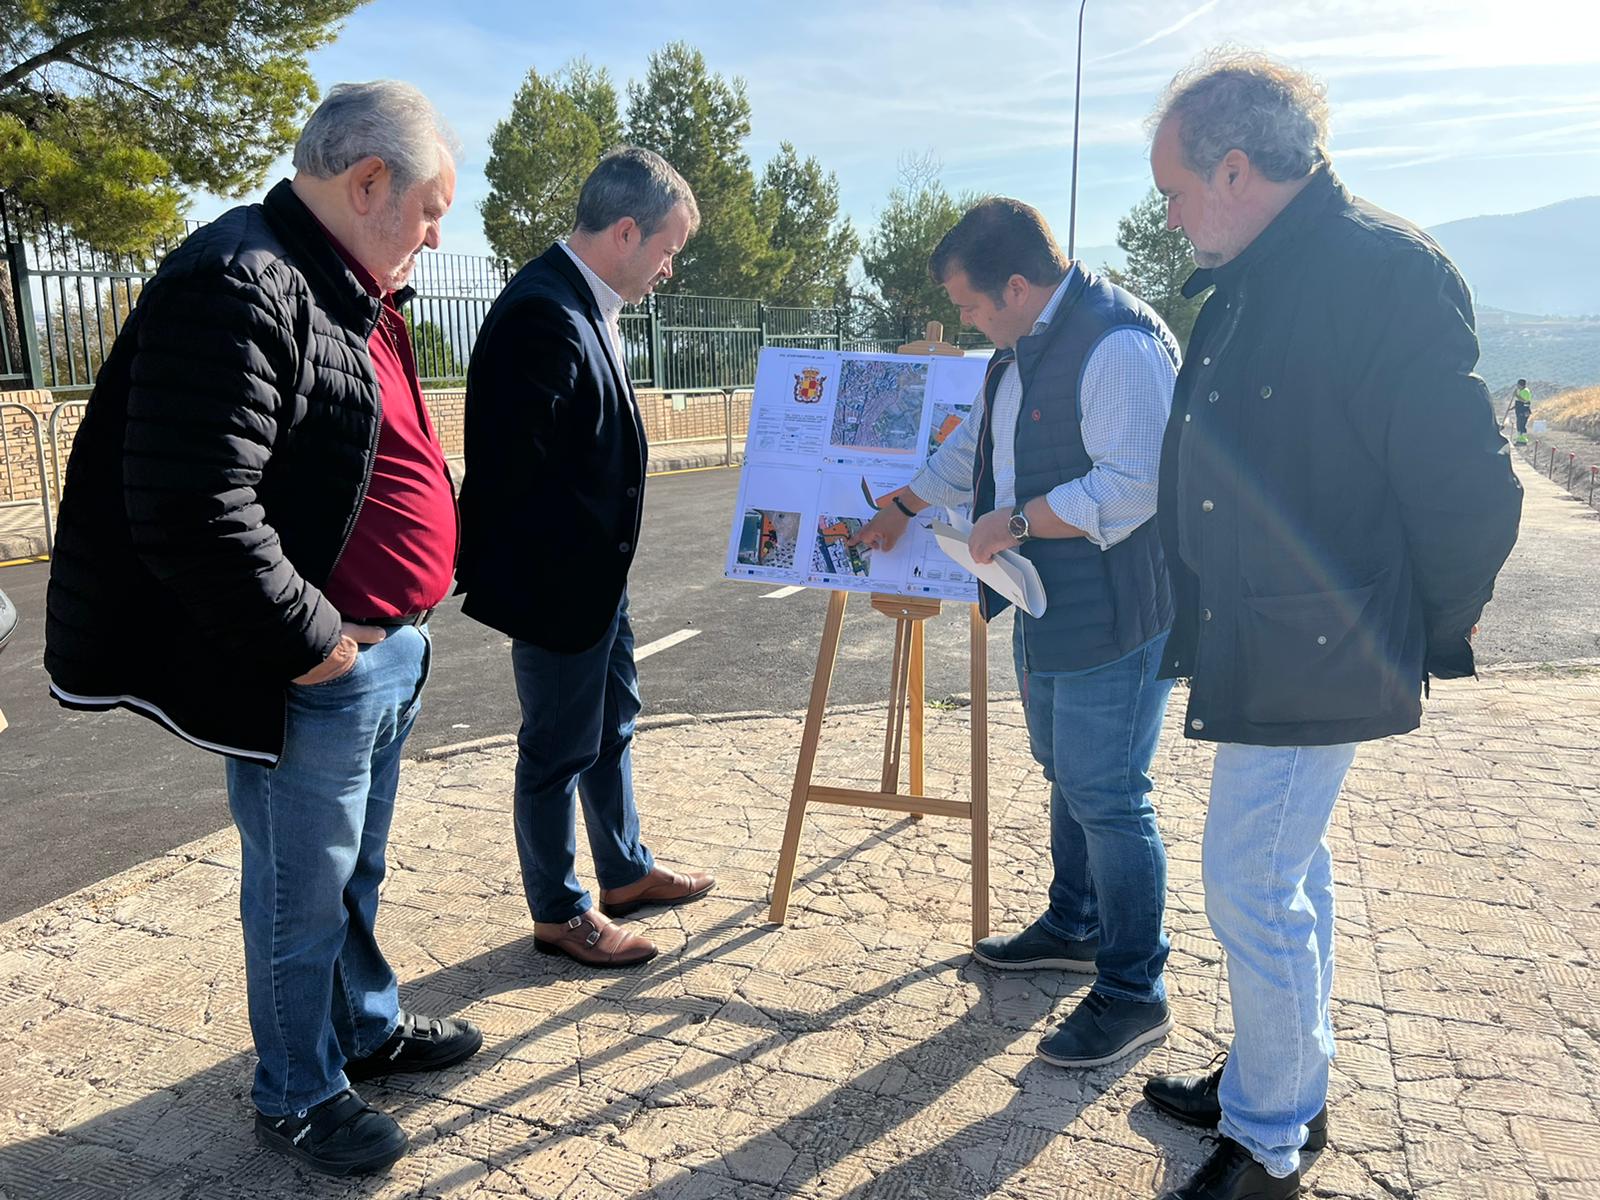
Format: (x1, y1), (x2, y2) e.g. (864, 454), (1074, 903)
(2, 651), (1598, 1199)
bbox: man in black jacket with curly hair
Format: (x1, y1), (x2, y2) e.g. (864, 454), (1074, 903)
(1138, 52), (1522, 1200)
(45, 81), (481, 1175)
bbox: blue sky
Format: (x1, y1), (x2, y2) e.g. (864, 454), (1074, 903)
(190, 0), (1600, 266)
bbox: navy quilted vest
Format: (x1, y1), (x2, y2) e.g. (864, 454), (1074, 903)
(973, 269), (1178, 672)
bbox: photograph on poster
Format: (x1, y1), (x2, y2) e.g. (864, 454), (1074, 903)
(925, 401), (971, 457)
(826, 356), (929, 464)
(726, 463), (818, 583)
(807, 469), (914, 592)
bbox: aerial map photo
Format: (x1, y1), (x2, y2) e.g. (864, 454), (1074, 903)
(829, 359), (929, 454)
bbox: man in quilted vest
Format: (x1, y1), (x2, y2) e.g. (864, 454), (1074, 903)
(852, 198), (1183, 1071)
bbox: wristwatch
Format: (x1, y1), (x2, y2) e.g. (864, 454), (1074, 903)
(1007, 503), (1032, 543)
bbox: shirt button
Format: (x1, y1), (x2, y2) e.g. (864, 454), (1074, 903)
(1317, 635), (1328, 645)
(1202, 356), (1211, 366)
(1208, 390), (1219, 403)
(1260, 385), (1273, 399)
(619, 542), (631, 553)
(1191, 718), (1205, 731)
(1184, 413), (1192, 423)
(1202, 608), (1212, 621)
(1201, 500), (1214, 512)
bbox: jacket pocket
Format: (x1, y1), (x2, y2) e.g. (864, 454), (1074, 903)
(1238, 578), (1385, 724)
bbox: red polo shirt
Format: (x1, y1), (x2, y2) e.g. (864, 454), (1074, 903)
(318, 230), (457, 619)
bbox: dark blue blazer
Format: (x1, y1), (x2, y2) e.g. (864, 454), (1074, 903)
(456, 244), (647, 652)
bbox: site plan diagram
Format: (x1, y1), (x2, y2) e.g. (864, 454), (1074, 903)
(724, 348), (988, 601)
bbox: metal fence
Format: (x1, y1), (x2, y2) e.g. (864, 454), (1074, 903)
(1, 194), (941, 395)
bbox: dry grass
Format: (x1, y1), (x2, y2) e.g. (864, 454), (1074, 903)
(1536, 386), (1600, 438)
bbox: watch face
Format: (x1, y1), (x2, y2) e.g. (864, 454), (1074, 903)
(1008, 513), (1028, 539)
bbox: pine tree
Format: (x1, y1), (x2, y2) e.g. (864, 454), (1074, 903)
(1104, 189), (1207, 348)
(758, 142), (858, 308)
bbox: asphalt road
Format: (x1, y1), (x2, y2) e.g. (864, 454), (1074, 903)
(0, 458), (1591, 919)
(0, 467), (1015, 920)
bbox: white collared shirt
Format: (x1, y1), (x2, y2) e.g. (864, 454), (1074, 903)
(909, 266), (1178, 549)
(559, 240), (627, 378)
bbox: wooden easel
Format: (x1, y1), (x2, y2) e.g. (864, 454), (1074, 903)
(768, 322), (991, 944)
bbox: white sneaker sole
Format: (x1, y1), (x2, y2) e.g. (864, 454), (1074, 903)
(972, 949), (1097, 973)
(1036, 1015), (1174, 1068)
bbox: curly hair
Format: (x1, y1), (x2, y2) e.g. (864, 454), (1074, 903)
(1154, 49), (1329, 182)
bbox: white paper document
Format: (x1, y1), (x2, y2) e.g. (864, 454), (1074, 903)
(724, 347), (989, 602)
(928, 517), (1048, 618)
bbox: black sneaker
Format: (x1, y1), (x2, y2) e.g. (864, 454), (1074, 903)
(1158, 1136), (1299, 1199)
(1036, 990), (1172, 1067)
(344, 1010), (484, 1082)
(973, 918), (1098, 972)
(254, 1088), (407, 1176)
(1144, 1052), (1327, 1153)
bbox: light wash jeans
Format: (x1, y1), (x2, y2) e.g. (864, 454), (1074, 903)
(225, 624), (430, 1116)
(510, 594), (654, 923)
(1204, 741), (1358, 1178)
(1016, 626), (1175, 1003)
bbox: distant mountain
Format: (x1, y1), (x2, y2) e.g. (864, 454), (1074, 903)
(1428, 197), (1600, 318)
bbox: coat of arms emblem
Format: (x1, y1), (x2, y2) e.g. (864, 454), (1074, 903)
(792, 368), (826, 403)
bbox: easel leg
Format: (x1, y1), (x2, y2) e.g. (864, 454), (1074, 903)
(880, 618), (912, 793)
(969, 605), (990, 944)
(770, 589), (849, 925)
(908, 619), (925, 819)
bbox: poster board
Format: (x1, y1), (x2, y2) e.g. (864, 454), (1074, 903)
(723, 347), (987, 601)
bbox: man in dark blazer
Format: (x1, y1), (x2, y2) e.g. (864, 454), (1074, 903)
(457, 147), (713, 968)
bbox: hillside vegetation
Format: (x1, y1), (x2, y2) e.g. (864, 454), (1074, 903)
(1534, 386), (1600, 438)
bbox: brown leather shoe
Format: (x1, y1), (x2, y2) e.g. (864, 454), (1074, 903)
(533, 910), (657, 967)
(598, 865), (716, 918)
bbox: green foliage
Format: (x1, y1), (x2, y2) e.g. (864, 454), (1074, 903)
(406, 316), (464, 382)
(624, 41), (787, 297)
(0, 0), (365, 252)
(480, 59), (618, 270)
(858, 159), (964, 340)
(1104, 188), (1205, 349)
(758, 142), (858, 308)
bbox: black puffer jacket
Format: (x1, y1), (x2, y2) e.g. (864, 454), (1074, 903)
(1157, 169), (1522, 746)
(45, 180), (392, 764)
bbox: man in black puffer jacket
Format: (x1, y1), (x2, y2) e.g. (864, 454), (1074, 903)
(45, 81), (481, 1175)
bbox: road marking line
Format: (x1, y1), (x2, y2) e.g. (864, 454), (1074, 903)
(0, 555), (49, 569)
(635, 628), (701, 661)
(761, 585), (805, 599)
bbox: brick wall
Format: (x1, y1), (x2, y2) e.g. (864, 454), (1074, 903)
(426, 387), (753, 457)
(0, 390), (79, 504)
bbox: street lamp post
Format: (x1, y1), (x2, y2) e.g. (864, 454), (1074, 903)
(1068, 0), (1089, 260)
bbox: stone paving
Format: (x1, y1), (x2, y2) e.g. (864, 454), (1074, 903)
(1, 658), (1597, 1199)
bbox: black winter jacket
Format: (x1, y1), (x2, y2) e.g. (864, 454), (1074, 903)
(455, 245), (647, 653)
(1157, 169), (1522, 746)
(45, 181), (393, 764)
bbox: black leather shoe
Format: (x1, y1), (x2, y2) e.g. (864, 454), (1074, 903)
(344, 1011), (484, 1082)
(1143, 1053), (1327, 1153)
(1158, 1137), (1299, 1199)
(254, 1088), (407, 1176)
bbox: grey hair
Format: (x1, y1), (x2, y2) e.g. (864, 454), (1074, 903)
(1153, 50), (1329, 182)
(575, 146), (701, 239)
(293, 80), (460, 193)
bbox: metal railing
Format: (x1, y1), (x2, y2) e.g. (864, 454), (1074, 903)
(1, 193), (946, 396)
(0, 401), (52, 554)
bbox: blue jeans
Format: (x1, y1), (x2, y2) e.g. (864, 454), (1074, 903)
(511, 595), (654, 923)
(1015, 626), (1175, 1003)
(1204, 741), (1358, 1178)
(225, 624), (431, 1116)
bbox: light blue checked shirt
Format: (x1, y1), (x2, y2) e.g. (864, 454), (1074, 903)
(909, 269), (1178, 549)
